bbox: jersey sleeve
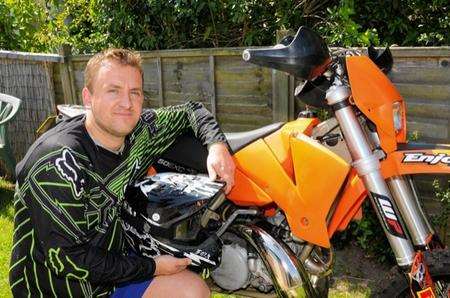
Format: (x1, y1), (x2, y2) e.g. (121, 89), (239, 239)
(20, 147), (156, 284)
(144, 100), (227, 149)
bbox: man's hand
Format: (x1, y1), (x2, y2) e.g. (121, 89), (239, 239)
(206, 142), (235, 194)
(153, 255), (191, 276)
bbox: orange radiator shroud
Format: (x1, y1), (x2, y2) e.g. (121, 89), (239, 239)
(228, 118), (350, 247)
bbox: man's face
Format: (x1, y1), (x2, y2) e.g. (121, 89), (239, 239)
(84, 60), (144, 138)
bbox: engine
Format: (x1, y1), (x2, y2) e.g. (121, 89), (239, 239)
(211, 233), (273, 293)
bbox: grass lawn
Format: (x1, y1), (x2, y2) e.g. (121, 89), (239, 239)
(0, 177), (14, 298)
(0, 177), (369, 297)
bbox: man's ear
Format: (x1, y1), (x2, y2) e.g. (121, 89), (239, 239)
(82, 87), (92, 107)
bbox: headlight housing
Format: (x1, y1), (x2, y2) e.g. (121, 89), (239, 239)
(393, 101), (403, 133)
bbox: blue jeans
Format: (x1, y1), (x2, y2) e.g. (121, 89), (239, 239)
(110, 279), (152, 298)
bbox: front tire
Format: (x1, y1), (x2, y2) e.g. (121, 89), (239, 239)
(310, 274), (329, 297)
(375, 249), (450, 297)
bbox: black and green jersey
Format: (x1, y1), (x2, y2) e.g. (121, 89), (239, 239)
(9, 101), (226, 297)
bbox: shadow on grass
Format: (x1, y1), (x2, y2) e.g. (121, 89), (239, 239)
(0, 178), (14, 221)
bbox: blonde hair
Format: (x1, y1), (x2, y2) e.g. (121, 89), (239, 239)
(84, 48), (143, 92)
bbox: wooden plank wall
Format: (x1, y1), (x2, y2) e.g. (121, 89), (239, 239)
(58, 49), (274, 132)
(388, 48), (450, 144)
(54, 47), (450, 140)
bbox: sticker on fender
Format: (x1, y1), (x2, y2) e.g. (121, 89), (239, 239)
(402, 153), (450, 166)
(416, 287), (435, 298)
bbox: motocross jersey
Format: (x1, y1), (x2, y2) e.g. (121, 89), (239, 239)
(9, 101), (226, 298)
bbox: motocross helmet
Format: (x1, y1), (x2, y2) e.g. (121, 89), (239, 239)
(122, 172), (225, 268)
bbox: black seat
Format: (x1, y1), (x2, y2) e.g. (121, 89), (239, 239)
(225, 122), (285, 153)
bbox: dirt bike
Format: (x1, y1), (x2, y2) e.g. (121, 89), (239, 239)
(57, 27), (450, 297)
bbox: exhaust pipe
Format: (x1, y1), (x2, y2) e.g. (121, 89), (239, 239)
(234, 225), (319, 298)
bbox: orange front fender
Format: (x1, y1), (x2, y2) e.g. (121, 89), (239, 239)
(328, 143), (450, 237)
(381, 143), (450, 178)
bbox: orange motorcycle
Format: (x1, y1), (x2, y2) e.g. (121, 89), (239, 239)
(117, 27), (450, 297)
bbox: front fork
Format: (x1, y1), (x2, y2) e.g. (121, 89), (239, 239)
(326, 85), (434, 267)
(387, 175), (435, 248)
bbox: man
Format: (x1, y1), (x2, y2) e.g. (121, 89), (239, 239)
(9, 49), (235, 297)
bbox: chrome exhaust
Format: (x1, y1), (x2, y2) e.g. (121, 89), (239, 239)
(300, 244), (333, 277)
(234, 224), (319, 298)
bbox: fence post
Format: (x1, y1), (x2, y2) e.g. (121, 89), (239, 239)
(156, 57), (164, 107)
(59, 45), (76, 105)
(208, 55), (217, 117)
(272, 30), (295, 122)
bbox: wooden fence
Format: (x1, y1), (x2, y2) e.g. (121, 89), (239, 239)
(1, 46), (449, 162)
(55, 47), (276, 132)
(54, 47), (450, 142)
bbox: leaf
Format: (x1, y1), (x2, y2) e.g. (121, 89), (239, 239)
(203, 26), (212, 41)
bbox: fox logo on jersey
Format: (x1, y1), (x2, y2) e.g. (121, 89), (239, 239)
(141, 110), (157, 134)
(55, 148), (85, 197)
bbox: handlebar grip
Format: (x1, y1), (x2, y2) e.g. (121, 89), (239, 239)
(242, 45), (288, 63)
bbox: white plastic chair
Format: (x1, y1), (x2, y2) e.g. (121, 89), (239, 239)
(0, 93), (22, 178)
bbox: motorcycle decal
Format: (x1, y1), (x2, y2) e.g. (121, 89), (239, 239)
(409, 252), (435, 297)
(416, 288), (435, 298)
(371, 192), (407, 239)
(402, 152), (450, 166)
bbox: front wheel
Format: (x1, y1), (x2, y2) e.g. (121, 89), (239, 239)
(309, 273), (329, 297)
(375, 249), (450, 297)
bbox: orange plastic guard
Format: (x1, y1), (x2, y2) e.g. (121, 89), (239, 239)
(229, 118), (318, 205)
(327, 170), (367, 237)
(381, 148), (450, 178)
(228, 121), (350, 247)
(290, 134), (350, 247)
(227, 167), (273, 206)
(346, 56), (407, 153)
(229, 133), (350, 247)
(264, 118), (320, 180)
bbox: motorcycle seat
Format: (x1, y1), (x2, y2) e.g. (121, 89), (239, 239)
(225, 122), (285, 153)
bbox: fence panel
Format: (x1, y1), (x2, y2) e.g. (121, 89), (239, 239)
(0, 51), (61, 166)
(388, 48), (450, 144)
(65, 48), (275, 132)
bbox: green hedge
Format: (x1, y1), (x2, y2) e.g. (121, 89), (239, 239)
(1, 0), (448, 54)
